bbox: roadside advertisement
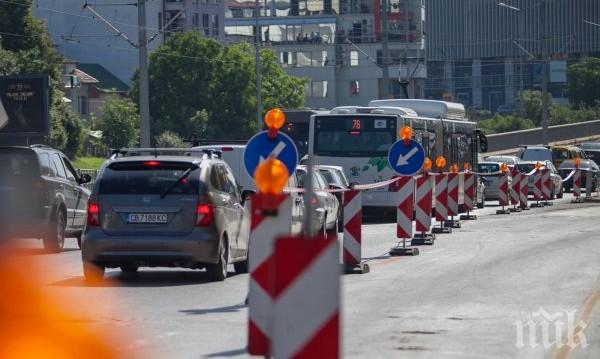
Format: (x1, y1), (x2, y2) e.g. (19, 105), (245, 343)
(0, 75), (50, 137)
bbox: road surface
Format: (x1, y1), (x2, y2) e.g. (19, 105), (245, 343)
(10, 194), (600, 358)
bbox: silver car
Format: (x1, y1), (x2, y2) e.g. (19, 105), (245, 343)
(478, 162), (513, 201)
(517, 161), (564, 199)
(295, 166), (340, 235)
(81, 155), (250, 282)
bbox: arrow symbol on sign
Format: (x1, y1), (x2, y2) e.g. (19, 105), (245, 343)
(259, 141), (287, 163)
(396, 147), (418, 166)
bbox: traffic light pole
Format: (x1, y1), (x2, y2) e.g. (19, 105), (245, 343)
(138, 0), (151, 147)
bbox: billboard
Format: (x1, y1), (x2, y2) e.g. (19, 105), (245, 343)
(0, 75), (50, 137)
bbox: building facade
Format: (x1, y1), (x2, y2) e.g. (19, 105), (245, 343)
(224, 0), (427, 108)
(34, 0), (226, 84)
(425, 0), (600, 112)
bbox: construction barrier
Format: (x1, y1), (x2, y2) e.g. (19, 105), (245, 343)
(541, 168), (552, 204)
(460, 172), (477, 220)
(272, 236), (340, 359)
(248, 194), (292, 356)
(343, 190), (368, 273)
(413, 175), (435, 244)
(572, 169), (582, 202)
(496, 172), (511, 214)
(533, 170), (543, 205)
(519, 172), (529, 210)
(432, 174), (451, 234)
(390, 177), (419, 256)
(445, 172), (461, 228)
(510, 167), (522, 212)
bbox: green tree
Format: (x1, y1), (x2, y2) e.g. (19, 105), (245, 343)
(130, 32), (306, 141)
(155, 131), (186, 148)
(96, 97), (140, 148)
(478, 115), (535, 134)
(567, 57), (600, 107)
(0, 0), (83, 155)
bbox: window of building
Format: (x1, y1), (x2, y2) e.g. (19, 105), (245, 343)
(211, 15), (219, 36)
(202, 14), (210, 35)
(280, 51), (294, 67)
(311, 81), (328, 98)
(79, 96), (88, 115)
(296, 51), (312, 67)
(350, 50), (359, 66)
(193, 13), (199, 28)
(350, 80), (359, 95)
(158, 12), (163, 30)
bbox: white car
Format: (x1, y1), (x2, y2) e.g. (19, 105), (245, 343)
(295, 166), (340, 235)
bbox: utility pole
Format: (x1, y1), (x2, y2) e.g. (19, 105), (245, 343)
(255, 0), (262, 130)
(540, 0), (549, 145)
(138, 0), (151, 147)
(380, 0), (390, 99)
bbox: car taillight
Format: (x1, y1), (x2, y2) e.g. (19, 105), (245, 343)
(221, 147), (234, 152)
(310, 197), (318, 205)
(87, 197), (100, 226)
(196, 202), (214, 227)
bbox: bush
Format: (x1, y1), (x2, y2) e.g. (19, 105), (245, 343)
(155, 131), (186, 148)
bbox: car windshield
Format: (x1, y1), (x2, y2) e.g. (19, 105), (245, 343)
(99, 161), (201, 195)
(517, 164), (538, 173)
(580, 143), (600, 150)
(477, 163), (499, 173)
(520, 149), (552, 161)
(552, 149), (569, 160)
(584, 151), (600, 163)
(0, 150), (39, 185)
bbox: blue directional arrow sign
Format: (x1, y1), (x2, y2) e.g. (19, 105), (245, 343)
(387, 139), (425, 176)
(244, 131), (299, 180)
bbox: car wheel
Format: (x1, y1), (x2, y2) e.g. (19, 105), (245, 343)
(207, 236), (229, 281)
(557, 187), (564, 199)
(120, 265), (139, 273)
(326, 217), (338, 238)
(76, 234), (82, 249)
(477, 194), (485, 209)
(83, 261), (105, 282)
(234, 259), (248, 274)
(337, 207), (344, 233)
(44, 210), (66, 253)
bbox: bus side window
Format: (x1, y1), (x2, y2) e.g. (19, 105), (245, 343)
(422, 134), (430, 158)
(450, 135), (458, 166)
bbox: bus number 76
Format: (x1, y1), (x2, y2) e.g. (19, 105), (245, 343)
(352, 119), (361, 130)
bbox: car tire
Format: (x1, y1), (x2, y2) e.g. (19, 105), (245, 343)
(477, 194), (485, 209)
(326, 218), (338, 237)
(557, 187), (564, 199)
(120, 265), (139, 273)
(44, 210), (66, 253)
(76, 234), (82, 249)
(207, 236), (229, 281)
(83, 261), (105, 282)
(337, 207), (344, 233)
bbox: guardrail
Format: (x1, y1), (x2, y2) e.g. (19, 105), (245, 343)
(485, 120), (600, 152)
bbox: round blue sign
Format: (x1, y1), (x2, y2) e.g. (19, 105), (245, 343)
(244, 131), (299, 180)
(387, 139), (425, 176)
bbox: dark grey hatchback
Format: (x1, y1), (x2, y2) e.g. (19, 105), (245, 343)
(81, 154), (250, 282)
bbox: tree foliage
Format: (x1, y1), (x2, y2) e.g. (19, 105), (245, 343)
(130, 32), (306, 141)
(568, 57), (600, 108)
(0, 0), (84, 156)
(478, 115), (535, 134)
(96, 97), (140, 149)
(155, 131), (186, 148)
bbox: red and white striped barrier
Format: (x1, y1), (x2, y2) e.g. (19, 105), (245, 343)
(460, 172), (477, 220)
(533, 170), (543, 201)
(343, 190), (368, 273)
(413, 175), (435, 244)
(519, 172), (529, 210)
(541, 168), (552, 202)
(445, 172), (461, 228)
(248, 193), (292, 356)
(390, 177), (419, 256)
(432, 174), (451, 233)
(272, 236), (340, 359)
(510, 168), (522, 212)
(573, 169), (582, 199)
(496, 173), (510, 214)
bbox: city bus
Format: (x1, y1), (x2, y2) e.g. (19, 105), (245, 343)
(307, 99), (485, 213)
(281, 109), (328, 158)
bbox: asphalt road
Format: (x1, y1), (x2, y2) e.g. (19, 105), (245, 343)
(9, 193), (600, 359)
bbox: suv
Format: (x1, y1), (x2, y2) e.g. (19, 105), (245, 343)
(0, 145), (91, 252)
(81, 150), (251, 282)
(550, 145), (585, 169)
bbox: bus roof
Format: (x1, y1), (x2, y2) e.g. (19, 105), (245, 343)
(367, 99), (466, 120)
(283, 109), (329, 122)
(329, 106), (418, 117)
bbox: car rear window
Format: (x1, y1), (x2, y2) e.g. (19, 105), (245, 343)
(99, 161), (202, 195)
(477, 163), (499, 173)
(552, 149), (569, 160)
(520, 149), (552, 161)
(517, 164), (536, 173)
(0, 150), (39, 184)
(585, 151), (600, 163)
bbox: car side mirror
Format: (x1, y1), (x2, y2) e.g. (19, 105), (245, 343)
(241, 189), (255, 204)
(79, 173), (92, 184)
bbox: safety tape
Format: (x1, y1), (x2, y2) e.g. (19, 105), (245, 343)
(560, 169), (576, 183)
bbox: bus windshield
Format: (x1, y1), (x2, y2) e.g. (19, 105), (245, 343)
(314, 115), (396, 157)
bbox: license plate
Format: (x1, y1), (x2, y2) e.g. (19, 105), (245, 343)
(127, 213), (168, 224)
